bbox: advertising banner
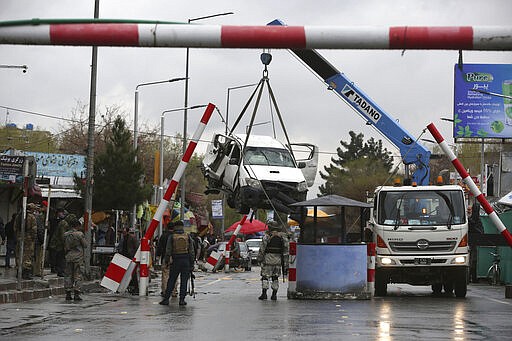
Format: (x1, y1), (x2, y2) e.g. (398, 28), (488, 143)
(0, 155), (25, 184)
(211, 199), (223, 219)
(454, 64), (512, 139)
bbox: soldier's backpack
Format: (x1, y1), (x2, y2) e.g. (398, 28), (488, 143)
(173, 233), (189, 254)
(266, 234), (284, 254)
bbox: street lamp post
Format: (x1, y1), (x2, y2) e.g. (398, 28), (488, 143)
(133, 77), (186, 230)
(183, 11), (233, 220)
(160, 105), (208, 235)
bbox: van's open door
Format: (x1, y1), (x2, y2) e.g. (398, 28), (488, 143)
(290, 143), (318, 187)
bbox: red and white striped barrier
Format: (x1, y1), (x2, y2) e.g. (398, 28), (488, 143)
(100, 103), (216, 294)
(367, 242), (376, 296)
(224, 243), (231, 273)
(138, 237), (150, 296)
(100, 253), (137, 293)
(204, 250), (222, 272)
(0, 22), (510, 50)
(224, 211), (251, 272)
(287, 241), (297, 298)
(427, 123), (512, 247)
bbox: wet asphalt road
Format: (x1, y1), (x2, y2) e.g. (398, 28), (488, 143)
(1, 266), (511, 341)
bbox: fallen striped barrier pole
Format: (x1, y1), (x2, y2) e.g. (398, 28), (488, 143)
(101, 103), (216, 294)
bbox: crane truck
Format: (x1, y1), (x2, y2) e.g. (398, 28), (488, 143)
(270, 20), (469, 297)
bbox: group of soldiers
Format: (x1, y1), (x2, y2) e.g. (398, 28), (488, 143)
(14, 202), (87, 301)
(155, 217), (290, 306)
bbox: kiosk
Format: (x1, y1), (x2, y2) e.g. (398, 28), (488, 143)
(288, 195), (372, 299)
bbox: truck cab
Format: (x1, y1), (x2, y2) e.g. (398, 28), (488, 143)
(202, 133), (317, 214)
(369, 184), (469, 297)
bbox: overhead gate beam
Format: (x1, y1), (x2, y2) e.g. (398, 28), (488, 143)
(0, 22), (511, 50)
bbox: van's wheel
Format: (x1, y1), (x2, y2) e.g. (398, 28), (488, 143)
(374, 270), (388, 297)
(431, 283), (443, 295)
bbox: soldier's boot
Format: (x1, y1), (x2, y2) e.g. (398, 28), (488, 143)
(271, 289), (278, 301)
(22, 269), (33, 280)
(179, 298), (187, 306)
(65, 291), (73, 301)
(258, 289), (267, 300)
(74, 291), (82, 301)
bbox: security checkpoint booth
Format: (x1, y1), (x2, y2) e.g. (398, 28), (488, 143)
(287, 195), (373, 299)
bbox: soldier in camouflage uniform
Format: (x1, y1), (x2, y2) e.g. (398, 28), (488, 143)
(15, 203), (39, 280)
(64, 217), (87, 301)
(257, 220), (289, 300)
(49, 210), (71, 277)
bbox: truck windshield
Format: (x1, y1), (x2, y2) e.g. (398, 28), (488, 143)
(243, 147), (295, 167)
(378, 190), (465, 227)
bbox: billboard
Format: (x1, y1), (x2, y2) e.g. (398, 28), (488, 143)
(454, 64), (512, 139)
(24, 152), (86, 178)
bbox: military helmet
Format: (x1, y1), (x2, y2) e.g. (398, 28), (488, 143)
(267, 220), (281, 231)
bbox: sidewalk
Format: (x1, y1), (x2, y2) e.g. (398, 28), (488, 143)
(0, 266), (103, 304)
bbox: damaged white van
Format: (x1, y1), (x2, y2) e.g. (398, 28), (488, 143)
(202, 133), (318, 214)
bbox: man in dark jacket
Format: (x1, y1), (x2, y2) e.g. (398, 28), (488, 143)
(159, 221), (195, 306)
(4, 214), (17, 268)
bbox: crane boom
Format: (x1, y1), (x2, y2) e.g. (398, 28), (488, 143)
(269, 19), (431, 185)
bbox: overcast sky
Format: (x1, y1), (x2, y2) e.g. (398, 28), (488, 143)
(1, 0), (511, 197)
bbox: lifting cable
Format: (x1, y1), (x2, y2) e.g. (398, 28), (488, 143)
(227, 51), (298, 221)
(228, 51), (293, 154)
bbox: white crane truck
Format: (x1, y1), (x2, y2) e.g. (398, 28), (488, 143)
(270, 19), (469, 297)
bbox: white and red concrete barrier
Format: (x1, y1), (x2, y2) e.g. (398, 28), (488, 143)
(287, 241), (297, 298)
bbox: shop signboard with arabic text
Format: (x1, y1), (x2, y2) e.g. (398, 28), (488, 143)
(454, 64), (512, 139)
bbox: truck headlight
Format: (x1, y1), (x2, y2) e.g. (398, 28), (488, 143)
(452, 256), (466, 264)
(245, 178), (262, 189)
(380, 257), (394, 265)
(297, 181), (308, 192)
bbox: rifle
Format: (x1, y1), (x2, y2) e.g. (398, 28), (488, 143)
(189, 271), (196, 298)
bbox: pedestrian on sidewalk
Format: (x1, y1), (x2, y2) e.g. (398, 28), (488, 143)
(257, 220), (289, 301)
(49, 209), (69, 277)
(15, 203), (38, 280)
(4, 214), (17, 268)
(64, 217), (87, 301)
(159, 220), (195, 306)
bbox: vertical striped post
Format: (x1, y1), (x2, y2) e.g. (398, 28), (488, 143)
(367, 242), (376, 296)
(287, 241), (297, 298)
(100, 103), (216, 293)
(224, 243), (231, 273)
(138, 237), (150, 296)
(427, 123), (512, 247)
(223, 210), (251, 272)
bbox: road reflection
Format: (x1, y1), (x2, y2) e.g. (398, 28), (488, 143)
(452, 302), (466, 341)
(378, 302), (392, 341)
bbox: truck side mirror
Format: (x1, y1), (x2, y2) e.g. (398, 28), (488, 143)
(298, 161), (306, 169)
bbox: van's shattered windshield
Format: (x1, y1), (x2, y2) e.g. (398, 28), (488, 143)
(378, 190), (466, 226)
(243, 147), (295, 167)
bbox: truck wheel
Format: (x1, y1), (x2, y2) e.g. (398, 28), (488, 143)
(454, 269), (468, 298)
(454, 279), (467, 298)
(431, 283), (443, 295)
(374, 271), (388, 297)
